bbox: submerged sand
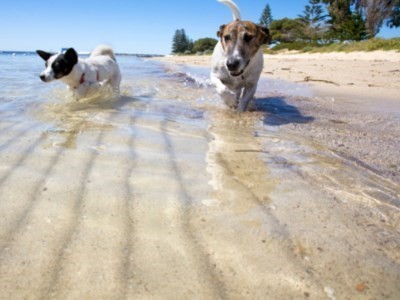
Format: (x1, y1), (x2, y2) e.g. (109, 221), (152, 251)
(0, 53), (399, 299)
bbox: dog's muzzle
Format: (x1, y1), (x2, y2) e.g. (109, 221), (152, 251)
(39, 74), (47, 82)
(39, 73), (54, 82)
(226, 58), (244, 77)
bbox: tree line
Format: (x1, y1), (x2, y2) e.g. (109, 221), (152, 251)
(172, 0), (399, 53)
(263, 0), (400, 44)
(172, 29), (217, 54)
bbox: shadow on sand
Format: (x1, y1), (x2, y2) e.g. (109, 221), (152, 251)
(255, 96), (314, 126)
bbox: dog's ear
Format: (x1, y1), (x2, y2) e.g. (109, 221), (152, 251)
(217, 24), (226, 38)
(257, 26), (271, 45)
(36, 50), (53, 61)
(64, 48), (78, 65)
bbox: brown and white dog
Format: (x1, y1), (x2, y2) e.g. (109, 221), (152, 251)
(211, 0), (270, 112)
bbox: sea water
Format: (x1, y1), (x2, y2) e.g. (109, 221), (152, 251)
(0, 53), (399, 299)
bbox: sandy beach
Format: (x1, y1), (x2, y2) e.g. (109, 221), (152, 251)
(154, 50), (400, 101)
(0, 53), (399, 299)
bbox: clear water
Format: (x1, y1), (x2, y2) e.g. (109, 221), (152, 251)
(0, 53), (399, 299)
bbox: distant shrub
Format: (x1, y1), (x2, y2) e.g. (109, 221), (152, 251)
(301, 46), (315, 52)
(271, 42), (322, 51)
(265, 38), (400, 54)
(311, 38), (400, 52)
(192, 38), (218, 53)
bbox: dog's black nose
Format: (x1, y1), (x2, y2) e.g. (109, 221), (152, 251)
(39, 74), (46, 82)
(226, 58), (240, 71)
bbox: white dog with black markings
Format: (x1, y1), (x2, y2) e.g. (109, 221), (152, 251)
(37, 45), (121, 99)
(211, 0), (270, 112)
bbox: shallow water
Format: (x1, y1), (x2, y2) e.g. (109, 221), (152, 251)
(0, 54), (399, 299)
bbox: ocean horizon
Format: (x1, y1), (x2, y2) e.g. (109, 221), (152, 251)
(0, 50), (164, 57)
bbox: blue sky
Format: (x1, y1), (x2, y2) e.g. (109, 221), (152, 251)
(0, 0), (399, 54)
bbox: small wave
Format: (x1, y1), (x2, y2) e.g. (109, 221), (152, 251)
(168, 69), (213, 89)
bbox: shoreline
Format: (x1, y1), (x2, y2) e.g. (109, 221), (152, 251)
(152, 51), (400, 102)
(153, 51), (400, 184)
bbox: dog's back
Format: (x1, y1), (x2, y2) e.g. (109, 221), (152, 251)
(90, 44), (117, 62)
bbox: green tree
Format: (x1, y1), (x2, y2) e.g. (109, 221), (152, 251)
(320, 0), (367, 41)
(192, 38), (218, 53)
(355, 0), (400, 37)
(172, 30), (181, 53)
(340, 10), (367, 40)
(298, 0), (327, 41)
(187, 38), (194, 54)
(260, 4), (273, 27)
(269, 18), (304, 42)
(172, 29), (192, 54)
(387, 2), (400, 28)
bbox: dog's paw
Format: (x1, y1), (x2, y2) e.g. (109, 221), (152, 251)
(236, 101), (257, 113)
(246, 101), (257, 112)
(221, 94), (239, 109)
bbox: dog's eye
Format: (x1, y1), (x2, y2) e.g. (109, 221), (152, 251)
(224, 35), (231, 42)
(243, 33), (253, 43)
(53, 61), (64, 71)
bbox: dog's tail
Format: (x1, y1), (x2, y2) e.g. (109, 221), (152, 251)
(90, 44), (117, 61)
(218, 0), (241, 21)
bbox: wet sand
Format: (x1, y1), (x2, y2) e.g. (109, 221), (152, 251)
(154, 51), (400, 183)
(0, 56), (399, 299)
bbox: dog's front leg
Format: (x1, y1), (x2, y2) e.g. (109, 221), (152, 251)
(74, 83), (90, 99)
(237, 84), (257, 112)
(211, 74), (238, 108)
(221, 90), (239, 109)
